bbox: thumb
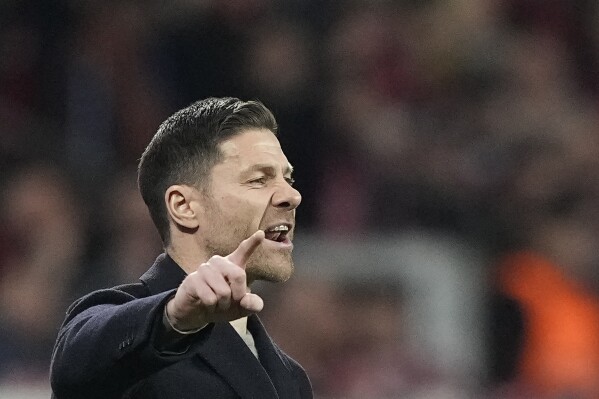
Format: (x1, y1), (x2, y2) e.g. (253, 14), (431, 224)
(239, 292), (264, 313)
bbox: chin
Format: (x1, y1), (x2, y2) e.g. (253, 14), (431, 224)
(247, 256), (294, 283)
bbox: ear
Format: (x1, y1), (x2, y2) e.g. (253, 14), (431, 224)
(164, 185), (201, 231)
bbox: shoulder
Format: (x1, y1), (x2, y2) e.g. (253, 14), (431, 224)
(63, 282), (150, 324)
(271, 341), (313, 394)
(273, 342), (308, 375)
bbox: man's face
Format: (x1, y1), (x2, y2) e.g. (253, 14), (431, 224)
(198, 128), (302, 282)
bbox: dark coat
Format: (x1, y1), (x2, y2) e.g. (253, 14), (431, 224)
(50, 254), (312, 399)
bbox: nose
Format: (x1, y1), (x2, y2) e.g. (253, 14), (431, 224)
(272, 180), (302, 210)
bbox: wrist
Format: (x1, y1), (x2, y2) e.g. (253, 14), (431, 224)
(164, 300), (206, 335)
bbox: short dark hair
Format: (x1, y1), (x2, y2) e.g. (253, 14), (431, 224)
(138, 97), (278, 244)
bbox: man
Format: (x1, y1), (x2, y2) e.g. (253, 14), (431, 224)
(50, 97), (312, 398)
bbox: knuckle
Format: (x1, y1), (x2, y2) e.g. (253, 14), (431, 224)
(213, 284), (232, 298)
(202, 295), (218, 307)
(231, 273), (246, 285)
(205, 256), (230, 270)
(188, 270), (208, 285)
(181, 274), (200, 290)
(196, 262), (210, 270)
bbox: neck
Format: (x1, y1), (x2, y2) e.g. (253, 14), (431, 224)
(165, 239), (210, 275)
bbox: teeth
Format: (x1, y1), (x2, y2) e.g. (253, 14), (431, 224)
(269, 225), (289, 232)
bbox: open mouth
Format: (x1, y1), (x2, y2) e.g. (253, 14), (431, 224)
(264, 224), (291, 243)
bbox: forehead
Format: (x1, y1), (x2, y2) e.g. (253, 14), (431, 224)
(218, 128), (287, 163)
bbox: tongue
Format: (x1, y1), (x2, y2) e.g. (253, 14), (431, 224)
(265, 231), (281, 241)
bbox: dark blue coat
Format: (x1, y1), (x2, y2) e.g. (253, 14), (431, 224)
(50, 254), (312, 399)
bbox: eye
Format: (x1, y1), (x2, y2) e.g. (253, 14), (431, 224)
(285, 177), (295, 186)
(248, 177), (267, 185)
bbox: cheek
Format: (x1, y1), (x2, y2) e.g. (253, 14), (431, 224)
(218, 195), (240, 212)
(218, 194), (265, 223)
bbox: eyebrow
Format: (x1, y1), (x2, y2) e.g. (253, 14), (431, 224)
(242, 163), (294, 176)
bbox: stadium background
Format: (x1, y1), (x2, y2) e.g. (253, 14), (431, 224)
(1, 1), (599, 398)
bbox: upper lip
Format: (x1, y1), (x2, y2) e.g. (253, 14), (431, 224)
(263, 222), (293, 232)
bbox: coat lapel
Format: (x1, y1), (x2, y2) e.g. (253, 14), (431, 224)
(196, 322), (280, 399)
(249, 315), (302, 399)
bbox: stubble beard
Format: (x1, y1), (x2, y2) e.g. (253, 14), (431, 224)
(204, 233), (295, 283)
(247, 245), (294, 283)
(202, 198), (295, 283)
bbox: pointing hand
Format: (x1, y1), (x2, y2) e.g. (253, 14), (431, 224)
(165, 230), (265, 332)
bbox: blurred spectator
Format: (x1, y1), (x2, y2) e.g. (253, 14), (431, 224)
(0, 6), (63, 170)
(78, 169), (163, 293)
(495, 222), (599, 398)
(64, 1), (170, 189)
(491, 133), (599, 398)
(323, 278), (465, 399)
(0, 163), (86, 385)
(263, 274), (472, 398)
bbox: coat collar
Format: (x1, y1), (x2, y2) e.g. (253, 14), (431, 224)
(139, 253), (303, 399)
(139, 253), (187, 295)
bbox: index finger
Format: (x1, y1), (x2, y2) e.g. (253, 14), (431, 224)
(226, 230), (265, 268)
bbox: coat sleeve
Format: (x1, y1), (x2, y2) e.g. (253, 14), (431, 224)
(50, 287), (195, 398)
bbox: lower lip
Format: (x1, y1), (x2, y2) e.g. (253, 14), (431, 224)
(263, 237), (293, 250)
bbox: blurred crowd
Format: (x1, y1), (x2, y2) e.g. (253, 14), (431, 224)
(2, 0), (599, 398)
